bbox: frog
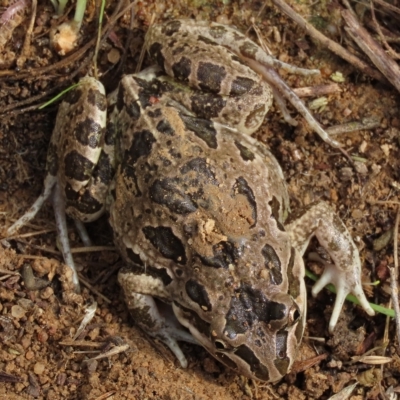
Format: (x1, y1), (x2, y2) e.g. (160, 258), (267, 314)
(6, 19), (375, 382)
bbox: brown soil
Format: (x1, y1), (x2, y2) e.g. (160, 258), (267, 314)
(1, 0), (399, 399)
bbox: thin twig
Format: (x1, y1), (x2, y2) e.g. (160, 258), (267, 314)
(370, 0), (400, 60)
(271, 0), (385, 82)
(16, 0), (37, 68)
(342, 10), (400, 93)
(372, 0), (400, 15)
(389, 208), (400, 350)
(78, 274), (112, 304)
(293, 83), (341, 97)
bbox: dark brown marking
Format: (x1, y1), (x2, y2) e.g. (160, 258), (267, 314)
(261, 244), (283, 285)
(185, 279), (212, 311)
(172, 57), (192, 81)
(269, 197), (285, 231)
(198, 241), (239, 269)
(142, 226), (187, 264)
(234, 141), (255, 161)
(180, 114), (217, 149)
(74, 118), (104, 149)
(87, 88), (107, 111)
(92, 150), (115, 185)
(224, 283), (286, 338)
(196, 62), (226, 93)
(235, 345), (270, 381)
(65, 183), (102, 216)
(190, 92), (226, 119)
(64, 88), (82, 105)
(232, 177), (257, 227)
(148, 42), (165, 68)
(156, 120), (175, 136)
(126, 130), (156, 165)
(149, 178), (198, 215)
(161, 20), (182, 36)
(230, 76), (255, 96)
(64, 150), (94, 181)
(274, 330), (290, 375)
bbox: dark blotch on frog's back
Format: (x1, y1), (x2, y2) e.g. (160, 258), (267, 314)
(235, 345), (270, 381)
(87, 88), (107, 111)
(142, 226), (187, 265)
(149, 177), (198, 215)
(156, 120), (175, 136)
(74, 118), (104, 149)
(185, 279), (212, 311)
(64, 150), (94, 181)
(161, 19), (182, 36)
(197, 62), (226, 93)
(126, 129), (156, 165)
(180, 157), (216, 183)
(190, 92), (226, 119)
(234, 141), (255, 161)
(179, 114), (217, 149)
(197, 35), (218, 46)
(232, 177), (257, 227)
(230, 76), (255, 96)
(64, 182), (102, 218)
(172, 56), (192, 82)
(148, 42), (166, 68)
(198, 241), (239, 269)
(261, 244), (283, 285)
(224, 283), (286, 335)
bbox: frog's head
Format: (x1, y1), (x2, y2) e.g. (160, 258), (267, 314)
(172, 248), (306, 382)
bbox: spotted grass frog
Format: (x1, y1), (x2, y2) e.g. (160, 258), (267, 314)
(7, 19), (375, 382)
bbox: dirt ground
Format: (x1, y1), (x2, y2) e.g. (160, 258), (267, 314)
(1, 0), (400, 399)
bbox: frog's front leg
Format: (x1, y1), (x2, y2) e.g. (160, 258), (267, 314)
(285, 201), (375, 332)
(118, 267), (198, 368)
(7, 77), (114, 292)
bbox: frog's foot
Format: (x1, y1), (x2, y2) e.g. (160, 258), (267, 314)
(6, 174), (57, 236)
(285, 201), (375, 332)
(119, 289), (197, 368)
(311, 262), (375, 333)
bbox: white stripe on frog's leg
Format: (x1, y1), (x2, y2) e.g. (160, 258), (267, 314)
(53, 181), (80, 293)
(285, 201), (375, 332)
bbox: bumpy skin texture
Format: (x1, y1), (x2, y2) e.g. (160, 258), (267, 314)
(112, 72), (306, 381)
(6, 19), (374, 382)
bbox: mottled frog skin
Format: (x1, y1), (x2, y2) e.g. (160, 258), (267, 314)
(7, 19), (375, 382)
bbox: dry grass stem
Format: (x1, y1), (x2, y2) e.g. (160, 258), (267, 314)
(342, 10), (400, 93)
(271, 0), (385, 82)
